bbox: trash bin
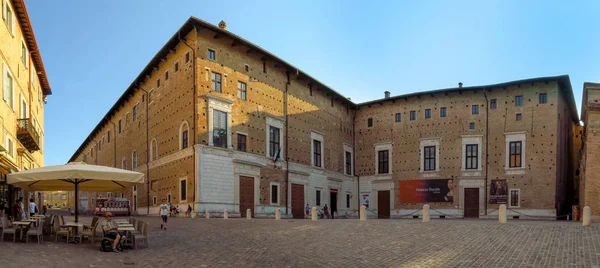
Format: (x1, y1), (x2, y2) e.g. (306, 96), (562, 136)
(573, 205), (580, 221)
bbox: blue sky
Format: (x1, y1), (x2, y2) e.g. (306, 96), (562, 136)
(26, 0), (600, 166)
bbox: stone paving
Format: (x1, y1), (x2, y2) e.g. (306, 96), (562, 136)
(1, 216), (600, 268)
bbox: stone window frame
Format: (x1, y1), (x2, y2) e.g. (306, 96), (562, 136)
(343, 143), (354, 176)
(179, 121), (190, 150)
(539, 93), (547, 104)
(3, 61), (15, 111)
(265, 115), (284, 158)
(208, 48), (216, 61)
(179, 177), (187, 203)
(509, 188), (520, 208)
(504, 131), (527, 175)
(424, 109), (431, 119)
(311, 131), (325, 168)
(461, 135), (483, 172)
(207, 94), (234, 149)
(270, 182), (280, 206)
(374, 142), (393, 175)
(419, 138), (440, 174)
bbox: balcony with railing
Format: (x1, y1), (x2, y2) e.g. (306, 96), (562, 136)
(17, 118), (40, 152)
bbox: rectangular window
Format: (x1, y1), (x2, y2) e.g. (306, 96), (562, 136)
(157, 79), (160, 88)
(510, 190), (520, 207)
(118, 120), (122, 133)
(465, 144), (478, 170)
(539, 93), (547, 104)
(174, 62), (179, 72)
(211, 72), (222, 92)
(490, 99), (497, 109)
(270, 184), (279, 205)
(316, 190), (321, 206)
(263, 60), (267, 73)
(516, 113), (522, 121)
(107, 132), (110, 143)
(425, 109), (431, 119)
(21, 42), (28, 68)
(237, 133), (246, 152)
(3, 64), (14, 109)
(180, 179), (187, 201)
(472, 105), (479, 115)
(424, 146), (436, 171)
(515, 95), (523, 106)
(509, 141), (522, 168)
(238, 81), (247, 100)
(378, 150), (389, 174)
(269, 126), (280, 157)
(313, 140), (322, 167)
(5, 137), (13, 157)
(213, 110), (227, 148)
(133, 105), (137, 121)
(181, 130), (189, 149)
(153, 196), (157, 206)
(469, 122), (475, 130)
(410, 111), (416, 121)
(367, 118), (373, 127)
(244, 64), (249, 72)
(165, 71), (169, 80)
(208, 49), (215, 60)
(346, 194), (351, 208)
(440, 107), (447, 117)
(185, 52), (190, 63)
(395, 113), (401, 122)
(167, 194), (171, 203)
(345, 151), (352, 175)
(4, 1), (13, 35)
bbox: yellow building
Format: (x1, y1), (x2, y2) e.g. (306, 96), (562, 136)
(0, 0), (52, 217)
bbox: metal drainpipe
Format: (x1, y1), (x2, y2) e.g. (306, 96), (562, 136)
(285, 72), (290, 215)
(138, 88), (150, 215)
(353, 106), (359, 210)
(179, 28), (198, 213)
(484, 90), (489, 215)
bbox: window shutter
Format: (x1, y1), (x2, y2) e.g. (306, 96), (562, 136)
(3, 63), (9, 103)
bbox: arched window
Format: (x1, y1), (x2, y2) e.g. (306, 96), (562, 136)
(132, 151), (138, 169)
(121, 157), (127, 170)
(150, 139), (158, 161)
(179, 121), (189, 150)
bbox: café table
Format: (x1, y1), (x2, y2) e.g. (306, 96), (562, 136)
(118, 226), (136, 248)
(117, 223), (134, 227)
(12, 221), (33, 242)
(65, 222), (83, 244)
(22, 218), (38, 227)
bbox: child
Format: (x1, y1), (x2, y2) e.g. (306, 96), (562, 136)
(305, 204), (310, 219)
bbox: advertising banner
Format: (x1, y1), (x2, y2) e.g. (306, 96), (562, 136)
(489, 179), (508, 204)
(399, 179), (454, 203)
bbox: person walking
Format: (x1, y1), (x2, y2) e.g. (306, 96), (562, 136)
(19, 198), (26, 220)
(29, 198), (36, 217)
(323, 204), (329, 219)
(305, 204), (310, 219)
(186, 205), (192, 217)
(160, 203), (169, 231)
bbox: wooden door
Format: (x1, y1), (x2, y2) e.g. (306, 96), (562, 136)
(291, 184), (304, 219)
(464, 188), (479, 218)
(377, 190), (390, 219)
(239, 176), (254, 218)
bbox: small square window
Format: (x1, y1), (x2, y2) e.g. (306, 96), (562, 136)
(410, 111), (416, 121)
(367, 118), (373, 127)
(539, 93), (547, 104)
(244, 64), (249, 72)
(515, 95), (523, 106)
(472, 105), (479, 115)
(490, 99), (497, 109)
(516, 113), (522, 121)
(208, 49), (216, 60)
(395, 113), (401, 123)
(469, 122), (475, 130)
(238, 81), (247, 100)
(440, 107), (447, 117)
(425, 109), (431, 119)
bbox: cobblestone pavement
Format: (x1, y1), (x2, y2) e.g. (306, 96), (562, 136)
(1, 216), (600, 268)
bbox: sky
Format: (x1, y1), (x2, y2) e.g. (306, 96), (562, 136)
(24, 0), (600, 166)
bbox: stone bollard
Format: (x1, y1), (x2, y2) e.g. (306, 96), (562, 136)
(205, 209), (210, 219)
(499, 204), (507, 224)
(223, 209), (228, 219)
(275, 208), (281, 220)
(422, 204), (430, 223)
(583, 206), (591, 226)
(311, 207), (317, 221)
(360, 205), (366, 221)
(246, 209), (252, 219)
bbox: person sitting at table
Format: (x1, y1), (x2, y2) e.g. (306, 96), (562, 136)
(101, 212), (122, 253)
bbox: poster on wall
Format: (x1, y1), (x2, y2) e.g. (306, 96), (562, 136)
(399, 179), (454, 203)
(362, 194), (369, 208)
(489, 179), (508, 204)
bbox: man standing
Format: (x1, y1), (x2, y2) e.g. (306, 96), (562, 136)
(29, 198), (36, 217)
(160, 203), (169, 231)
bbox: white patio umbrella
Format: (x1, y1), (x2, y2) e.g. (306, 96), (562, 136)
(7, 162), (144, 222)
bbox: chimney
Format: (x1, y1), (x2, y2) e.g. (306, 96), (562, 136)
(218, 20), (227, 30)
(384, 91), (390, 99)
(458, 82), (463, 88)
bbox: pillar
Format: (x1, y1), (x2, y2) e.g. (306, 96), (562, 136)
(311, 207), (317, 221)
(246, 208), (251, 219)
(223, 209), (228, 219)
(275, 208), (281, 220)
(499, 204), (507, 224)
(583, 206), (591, 227)
(422, 204), (430, 223)
(360, 205), (366, 221)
